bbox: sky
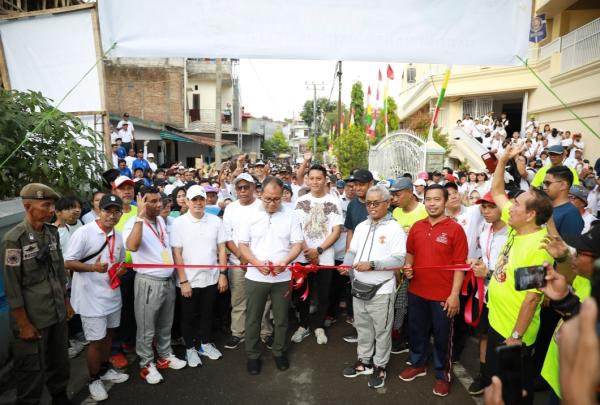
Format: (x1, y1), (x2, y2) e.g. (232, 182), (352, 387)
(238, 59), (406, 122)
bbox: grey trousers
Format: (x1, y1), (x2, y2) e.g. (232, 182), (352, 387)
(229, 267), (273, 339)
(353, 292), (395, 368)
(245, 279), (289, 359)
(134, 274), (175, 367)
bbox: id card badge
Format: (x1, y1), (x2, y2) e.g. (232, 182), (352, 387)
(161, 249), (173, 265)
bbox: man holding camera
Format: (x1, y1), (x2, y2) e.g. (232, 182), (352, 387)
(486, 145), (568, 403)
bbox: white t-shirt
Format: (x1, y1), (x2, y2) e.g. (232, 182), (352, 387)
(82, 210), (99, 225)
(123, 216), (174, 278)
(333, 197), (350, 260)
(125, 156), (136, 169)
(238, 204), (303, 283)
(582, 211), (597, 234)
(547, 134), (562, 147)
(64, 221), (124, 317)
(349, 217), (406, 295)
(170, 212), (226, 288)
(452, 205), (484, 259)
(117, 120), (135, 140)
(222, 199), (261, 265)
(293, 193), (344, 265)
(118, 128), (132, 144)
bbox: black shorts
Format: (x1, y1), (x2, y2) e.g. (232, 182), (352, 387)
(472, 298), (489, 335)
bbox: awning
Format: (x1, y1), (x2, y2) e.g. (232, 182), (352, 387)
(159, 130), (235, 147)
(160, 130), (193, 143)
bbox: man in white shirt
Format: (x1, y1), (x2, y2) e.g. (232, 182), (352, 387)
(147, 153), (158, 172)
(124, 187), (186, 384)
(124, 148), (136, 170)
(117, 113), (135, 150)
(569, 186), (597, 234)
(171, 185), (228, 368)
(340, 185), (406, 389)
(64, 194), (129, 401)
(239, 176), (303, 375)
(118, 122), (134, 152)
(222, 173), (273, 350)
(291, 165), (343, 346)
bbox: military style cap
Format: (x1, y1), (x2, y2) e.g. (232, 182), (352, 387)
(19, 183), (61, 200)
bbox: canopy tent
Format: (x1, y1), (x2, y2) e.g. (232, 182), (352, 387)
(98, 0), (532, 66)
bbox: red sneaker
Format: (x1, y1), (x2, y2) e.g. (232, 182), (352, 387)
(110, 352), (128, 369)
(398, 366), (427, 381)
(433, 379), (450, 397)
(121, 343), (136, 354)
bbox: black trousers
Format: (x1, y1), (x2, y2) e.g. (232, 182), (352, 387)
(113, 269), (137, 353)
(327, 260), (347, 318)
(179, 284), (218, 348)
(484, 327), (535, 405)
(293, 265), (333, 329)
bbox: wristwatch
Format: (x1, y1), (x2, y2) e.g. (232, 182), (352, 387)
(316, 246), (324, 255)
(369, 261), (376, 271)
(511, 331), (523, 340)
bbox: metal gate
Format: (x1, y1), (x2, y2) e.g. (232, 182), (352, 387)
(368, 130), (426, 180)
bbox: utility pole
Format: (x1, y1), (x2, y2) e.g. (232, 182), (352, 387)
(336, 61), (342, 139)
(215, 58), (223, 165)
(305, 81), (324, 157)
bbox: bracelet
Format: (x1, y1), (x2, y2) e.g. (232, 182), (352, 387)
(180, 280), (189, 285)
(135, 217), (144, 223)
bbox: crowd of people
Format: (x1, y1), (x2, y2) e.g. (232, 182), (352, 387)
(2, 116), (600, 405)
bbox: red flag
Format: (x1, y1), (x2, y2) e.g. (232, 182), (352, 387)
(386, 64), (394, 80)
(376, 88), (379, 100)
(367, 85), (371, 96)
(378, 69), (382, 81)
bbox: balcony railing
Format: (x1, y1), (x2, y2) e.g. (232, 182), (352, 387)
(540, 37), (561, 59)
(561, 17), (600, 73)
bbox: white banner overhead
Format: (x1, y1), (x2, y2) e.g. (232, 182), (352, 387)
(98, 0), (532, 66)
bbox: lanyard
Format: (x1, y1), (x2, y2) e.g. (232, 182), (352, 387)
(484, 225), (494, 266)
(95, 220), (116, 264)
(144, 219), (166, 248)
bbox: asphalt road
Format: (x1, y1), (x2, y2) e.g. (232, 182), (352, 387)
(69, 315), (481, 405)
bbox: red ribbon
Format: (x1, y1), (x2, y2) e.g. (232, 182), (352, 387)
(108, 263), (122, 289)
(289, 263), (321, 301)
(461, 270), (485, 327)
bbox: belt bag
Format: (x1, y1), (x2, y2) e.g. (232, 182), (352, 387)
(351, 278), (389, 301)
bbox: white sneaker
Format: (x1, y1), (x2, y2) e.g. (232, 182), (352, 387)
(315, 328), (328, 345)
(140, 362), (163, 384)
(186, 348), (202, 367)
(157, 353), (187, 370)
(100, 368), (129, 384)
(291, 327), (310, 343)
(88, 379), (108, 401)
(199, 343), (223, 360)
(68, 339), (85, 359)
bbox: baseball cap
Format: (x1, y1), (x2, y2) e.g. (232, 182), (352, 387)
(344, 174), (356, 182)
(233, 173), (256, 185)
(186, 185), (206, 200)
(414, 179), (427, 187)
(446, 175), (457, 183)
(147, 153), (155, 158)
(548, 145), (564, 154)
(475, 191), (497, 205)
(280, 165), (292, 173)
(204, 185), (219, 194)
(563, 223), (600, 256)
(254, 160), (266, 167)
(417, 171), (429, 180)
(121, 122), (129, 126)
(569, 185), (589, 204)
(352, 169), (374, 183)
(113, 176), (134, 189)
(99, 193), (123, 210)
(336, 180), (346, 188)
(389, 177), (413, 192)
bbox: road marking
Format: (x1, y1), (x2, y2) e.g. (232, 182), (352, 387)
(453, 361), (484, 405)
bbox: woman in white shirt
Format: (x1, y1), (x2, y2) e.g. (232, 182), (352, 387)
(82, 191), (105, 224)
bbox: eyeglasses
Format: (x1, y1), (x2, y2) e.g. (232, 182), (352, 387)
(263, 197), (281, 204)
(102, 209), (122, 217)
(365, 200), (387, 208)
(542, 180), (561, 187)
(236, 185), (251, 191)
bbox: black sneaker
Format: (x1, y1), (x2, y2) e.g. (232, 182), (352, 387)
(368, 367), (386, 389)
(274, 355), (289, 371)
(224, 336), (244, 349)
(262, 335), (274, 350)
(391, 341), (409, 354)
(247, 358), (261, 375)
(468, 373), (485, 396)
(343, 333), (358, 343)
(343, 360), (373, 378)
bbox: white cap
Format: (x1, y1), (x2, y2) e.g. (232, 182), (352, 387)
(147, 153), (155, 158)
(414, 179), (427, 187)
(233, 173), (255, 185)
(186, 185), (206, 200)
(112, 175), (134, 189)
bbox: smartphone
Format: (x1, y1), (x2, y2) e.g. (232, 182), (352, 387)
(481, 152), (498, 173)
(514, 265), (546, 291)
(496, 345), (523, 405)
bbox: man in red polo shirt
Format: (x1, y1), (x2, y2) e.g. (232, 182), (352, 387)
(399, 184), (468, 397)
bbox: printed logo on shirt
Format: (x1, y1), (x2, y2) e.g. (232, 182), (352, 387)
(5, 249), (21, 266)
(435, 233), (449, 245)
(22, 243), (39, 260)
(378, 235), (386, 244)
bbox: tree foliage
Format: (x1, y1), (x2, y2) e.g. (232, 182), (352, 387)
(370, 97), (400, 145)
(333, 124), (369, 177)
(0, 90), (106, 199)
(261, 129), (290, 158)
(350, 82), (365, 128)
(300, 97), (337, 129)
(406, 110), (451, 154)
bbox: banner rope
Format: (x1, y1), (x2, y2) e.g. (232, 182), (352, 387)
(0, 42), (118, 170)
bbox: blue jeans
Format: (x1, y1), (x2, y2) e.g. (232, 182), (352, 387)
(408, 292), (454, 381)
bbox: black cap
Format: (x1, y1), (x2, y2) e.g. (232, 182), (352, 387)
(100, 193), (123, 210)
(352, 169), (373, 183)
(563, 222), (600, 256)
